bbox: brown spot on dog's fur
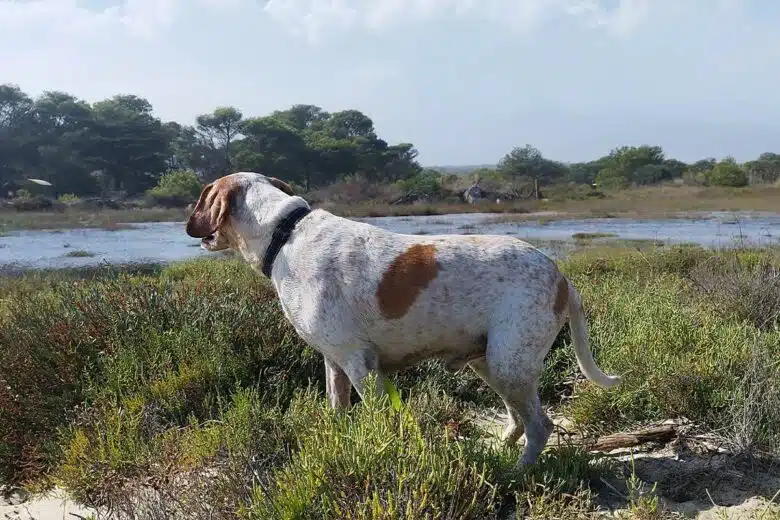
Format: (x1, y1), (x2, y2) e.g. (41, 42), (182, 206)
(186, 177), (241, 238)
(268, 177), (294, 195)
(377, 244), (440, 319)
(553, 277), (569, 316)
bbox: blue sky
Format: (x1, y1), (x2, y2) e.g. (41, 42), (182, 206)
(2, 0), (779, 166)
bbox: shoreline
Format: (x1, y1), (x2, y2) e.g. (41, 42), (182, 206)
(2, 207), (780, 235)
(2, 184), (780, 232)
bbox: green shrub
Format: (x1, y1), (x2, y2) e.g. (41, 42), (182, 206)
(243, 377), (607, 520)
(57, 194), (81, 205)
(0, 258), (318, 484)
(595, 168), (630, 189)
(14, 188), (33, 200)
(244, 379), (501, 519)
(396, 170), (444, 200)
(63, 250), (94, 258)
(706, 158), (748, 187)
(562, 255), (780, 453)
(10, 194), (62, 212)
(145, 169), (203, 207)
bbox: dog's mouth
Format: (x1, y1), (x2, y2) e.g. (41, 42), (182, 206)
(202, 234), (217, 248)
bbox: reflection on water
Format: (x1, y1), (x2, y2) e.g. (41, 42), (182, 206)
(0, 211), (777, 270)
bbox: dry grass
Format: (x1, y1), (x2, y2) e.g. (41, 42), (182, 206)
(0, 208), (187, 232)
(687, 252), (780, 331)
(316, 200), (531, 218)
(319, 184), (780, 220)
(1, 184), (778, 233)
(536, 184), (780, 217)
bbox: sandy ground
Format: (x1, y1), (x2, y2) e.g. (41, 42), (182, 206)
(1, 488), (96, 520)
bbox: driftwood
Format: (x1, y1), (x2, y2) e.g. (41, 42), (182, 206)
(582, 424), (679, 452)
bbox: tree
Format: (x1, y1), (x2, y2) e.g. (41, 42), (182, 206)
(689, 158), (717, 173)
(196, 106), (243, 178)
(33, 91), (97, 195)
(306, 133), (360, 186)
(662, 159), (688, 179)
(381, 143), (422, 183)
(0, 84), (36, 191)
(595, 145), (665, 187)
(233, 116), (311, 189)
(566, 160), (604, 184)
(744, 153), (780, 184)
(497, 145), (567, 194)
(631, 164), (673, 185)
(0, 84), (425, 200)
(87, 94), (170, 194)
(271, 104), (329, 131)
(322, 109), (375, 140)
(163, 122), (218, 177)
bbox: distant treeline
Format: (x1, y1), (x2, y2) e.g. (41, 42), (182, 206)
(0, 84), (422, 198)
(2, 83), (778, 202)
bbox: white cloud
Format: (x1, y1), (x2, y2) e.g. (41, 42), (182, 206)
(260, 0), (667, 41)
(0, 0), (245, 40)
(0, 0), (746, 43)
(117, 0), (180, 39)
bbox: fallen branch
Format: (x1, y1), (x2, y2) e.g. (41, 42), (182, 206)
(584, 424), (679, 452)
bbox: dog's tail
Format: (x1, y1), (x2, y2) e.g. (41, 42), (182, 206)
(566, 279), (621, 388)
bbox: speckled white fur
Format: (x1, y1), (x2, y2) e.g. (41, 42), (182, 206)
(192, 172), (621, 465)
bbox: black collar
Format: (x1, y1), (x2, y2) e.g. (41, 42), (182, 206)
(261, 206), (312, 278)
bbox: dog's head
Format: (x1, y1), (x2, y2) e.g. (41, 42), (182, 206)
(185, 172), (296, 252)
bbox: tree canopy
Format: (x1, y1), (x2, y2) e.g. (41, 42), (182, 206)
(0, 85), (422, 197)
(1, 82), (777, 201)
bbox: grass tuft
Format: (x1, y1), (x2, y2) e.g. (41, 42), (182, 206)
(63, 250), (95, 258)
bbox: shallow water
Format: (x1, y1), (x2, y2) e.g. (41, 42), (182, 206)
(359, 211), (779, 245)
(0, 211), (777, 270)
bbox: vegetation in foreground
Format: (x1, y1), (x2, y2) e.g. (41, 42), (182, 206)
(1, 245), (779, 518)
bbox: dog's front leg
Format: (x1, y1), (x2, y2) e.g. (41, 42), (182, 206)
(342, 346), (386, 400)
(324, 356), (351, 409)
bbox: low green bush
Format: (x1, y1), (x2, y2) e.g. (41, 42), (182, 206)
(145, 169), (203, 207)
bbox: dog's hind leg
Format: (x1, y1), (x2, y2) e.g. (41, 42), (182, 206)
(468, 357), (525, 444)
(472, 315), (561, 466)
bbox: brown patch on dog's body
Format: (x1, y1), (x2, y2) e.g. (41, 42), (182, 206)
(377, 244), (440, 319)
(553, 277), (569, 316)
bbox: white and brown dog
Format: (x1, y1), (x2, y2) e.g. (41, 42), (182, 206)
(186, 172), (620, 465)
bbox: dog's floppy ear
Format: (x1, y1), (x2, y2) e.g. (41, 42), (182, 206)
(268, 177), (295, 196)
(186, 179), (241, 238)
